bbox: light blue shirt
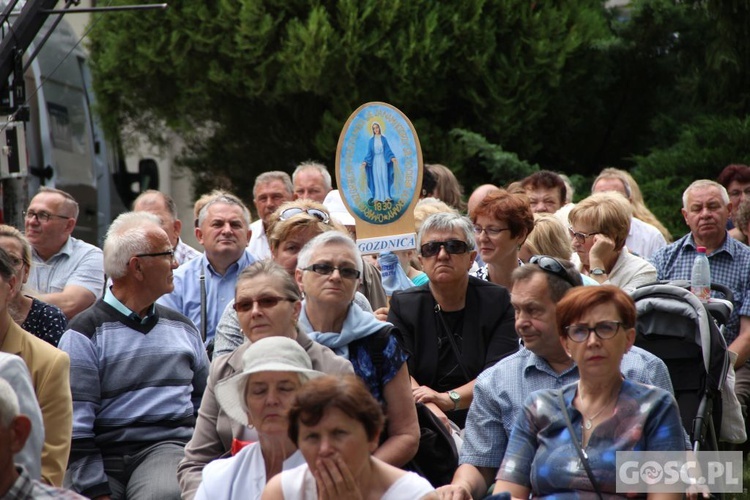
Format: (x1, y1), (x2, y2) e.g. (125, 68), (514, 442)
(103, 287), (154, 324)
(460, 345), (675, 469)
(156, 250), (257, 342)
(29, 236), (104, 298)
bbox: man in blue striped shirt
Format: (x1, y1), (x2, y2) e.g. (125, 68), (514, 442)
(59, 212), (209, 499)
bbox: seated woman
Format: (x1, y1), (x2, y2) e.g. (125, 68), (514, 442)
(387, 212), (518, 428)
(195, 336), (323, 499)
(263, 375), (437, 499)
(178, 261), (353, 499)
(568, 192), (657, 293)
(0, 225), (67, 346)
(469, 189), (534, 288)
(494, 286), (685, 498)
(296, 232), (420, 466)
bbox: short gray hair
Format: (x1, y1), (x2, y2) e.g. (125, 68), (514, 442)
(237, 260), (301, 302)
(682, 180), (730, 210)
(197, 193), (251, 227)
(417, 212), (476, 252)
(293, 162), (332, 191)
(0, 378), (20, 427)
(133, 190), (178, 219)
(37, 187), (80, 220)
(253, 171), (293, 199)
(103, 212), (162, 279)
(297, 231), (363, 275)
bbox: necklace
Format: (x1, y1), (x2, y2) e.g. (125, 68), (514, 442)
(579, 382), (620, 430)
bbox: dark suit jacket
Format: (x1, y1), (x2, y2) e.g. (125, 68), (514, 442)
(387, 276), (518, 390)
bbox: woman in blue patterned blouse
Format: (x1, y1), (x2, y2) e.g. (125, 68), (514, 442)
(495, 285), (685, 498)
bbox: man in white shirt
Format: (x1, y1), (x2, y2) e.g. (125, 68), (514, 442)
(247, 171), (293, 259)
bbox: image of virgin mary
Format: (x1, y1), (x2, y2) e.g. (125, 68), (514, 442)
(360, 122), (397, 206)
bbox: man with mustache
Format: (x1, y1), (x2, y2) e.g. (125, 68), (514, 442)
(651, 179), (750, 443)
(59, 212), (209, 498)
(158, 193), (256, 346)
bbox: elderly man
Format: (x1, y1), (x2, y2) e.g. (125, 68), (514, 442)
(59, 212), (209, 499)
(133, 190), (200, 265)
(24, 187), (104, 318)
(438, 258), (676, 499)
(0, 247), (71, 487)
(591, 168), (667, 259)
(293, 161), (332, 203)
(158, 192), (256, 344)
(388, 212), (518, 429)
(650, 180), (750, 431)
(0, 379), (84, 499)
(247, 171), (294, 259)
(520, 170), (567, 214)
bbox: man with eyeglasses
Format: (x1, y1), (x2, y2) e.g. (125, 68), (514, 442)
(247, 171), (294, 260)
(59, 212), (209, 499)
(387, 212), (518, 430)
(438, 257), (676, 500)
(24, 187), (104, 319)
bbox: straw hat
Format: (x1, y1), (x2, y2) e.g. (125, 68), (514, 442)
(215, 337), (323, 426)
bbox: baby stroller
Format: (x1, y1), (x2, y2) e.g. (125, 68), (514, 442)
(630, 282), (733, 452)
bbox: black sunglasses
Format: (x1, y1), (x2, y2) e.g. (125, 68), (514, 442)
(135, 250), (175, 260)
(529, 255), (578, 287)
(420, 239), (470, 258)
(303, 263), (361, 280)
(279, 207), (330, 224)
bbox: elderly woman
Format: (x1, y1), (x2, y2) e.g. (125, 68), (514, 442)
(295, 232), (419, 466)
(195, 337), (323, 499)
(568, 192), (657, 293)
(178, 261), (352, 499)
(263, 375), (436, 499)
(387, 212), (518, 429)
(494, 286), (685, 498)
(469, 190), (534, 289)
(0, 225), (67, 346)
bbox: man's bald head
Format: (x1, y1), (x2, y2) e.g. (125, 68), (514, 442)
(467, 184), (501, 215)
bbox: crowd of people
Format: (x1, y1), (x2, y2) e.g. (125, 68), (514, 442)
(1, 160), (750, 499)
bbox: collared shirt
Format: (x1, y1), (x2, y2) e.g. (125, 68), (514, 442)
(650, 232), (750, 344)
(156, 250), (257, 342)
(2, 466), (85, 499)
(627, 217), (667, 259)
(247, 219), (271, 260)
(174, 238), (201, 266)
(460, 345), (674, 469)
(103, 287), (154, 324)
(28, 236), (104, 298)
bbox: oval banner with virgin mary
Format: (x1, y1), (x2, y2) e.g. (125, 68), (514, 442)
(336, 102), (422, 253)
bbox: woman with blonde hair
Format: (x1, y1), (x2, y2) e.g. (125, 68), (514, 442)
(0, 224), (67, 346)
(518, 213), (573, 263)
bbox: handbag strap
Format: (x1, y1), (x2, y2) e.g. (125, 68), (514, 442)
(434, 303), (472, 381)
(557, 389), (604, 500)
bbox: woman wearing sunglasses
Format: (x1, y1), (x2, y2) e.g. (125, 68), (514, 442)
(469, 189), (534, 289)
(178, 261), (353, 499)
(494, 286), (684, 499)
(295, 231), (420, 467)
(568, 192), (657, 293)
(387, 212), (518, 429)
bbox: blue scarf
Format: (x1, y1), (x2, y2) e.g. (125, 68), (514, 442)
(299, 301), (389, 359)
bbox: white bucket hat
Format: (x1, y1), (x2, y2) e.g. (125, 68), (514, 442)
(215, 337), (323, 426)
(323, 189), (356, 226)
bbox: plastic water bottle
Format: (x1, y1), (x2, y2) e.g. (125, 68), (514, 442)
(691, 246), (711, 302)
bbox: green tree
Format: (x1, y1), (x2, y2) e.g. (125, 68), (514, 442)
(88, 0), (611, 199)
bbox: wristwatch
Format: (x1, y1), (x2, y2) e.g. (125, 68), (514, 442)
(448, 390), (461, 411)
(590, 268), (607, 276)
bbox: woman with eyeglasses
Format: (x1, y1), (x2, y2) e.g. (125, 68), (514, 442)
(568, 192), (657, 293)
(388, 212), (518, 429)
(178, 261), (353, 499)
(494, 286), (684, 499)
(469, 190), (534, 289)
(0, 225), (67, 347)
(295, 231), (420, 467)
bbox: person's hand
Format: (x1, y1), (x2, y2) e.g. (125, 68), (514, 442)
(588, 233), (616, 265)
(436, 484), (472, 500)
(425, 402), (452, 431)
(413, 385), (452, 412)
(373, 306), (389, 322)
(360, 161), (367, 169)
(314, 454), (363, 500)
